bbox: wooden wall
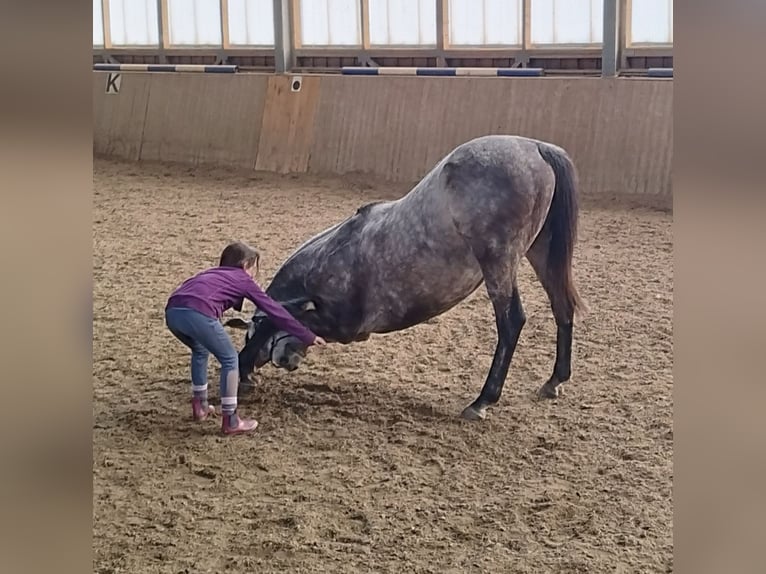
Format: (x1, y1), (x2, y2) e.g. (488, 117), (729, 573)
(93, 72), (672, 196)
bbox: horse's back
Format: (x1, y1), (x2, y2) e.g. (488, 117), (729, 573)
(444, 134), (558, 173)
(435, 135), (559, 253)
(439, 134), (555, 196)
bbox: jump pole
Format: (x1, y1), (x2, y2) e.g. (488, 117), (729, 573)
(93, 64), (238, 74)
(647, 67), (673, 78)
(341, 66), (544, 77)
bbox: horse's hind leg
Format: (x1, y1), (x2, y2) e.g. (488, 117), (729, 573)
(526, 236), (575, 399)
(461, 258), (526, 421)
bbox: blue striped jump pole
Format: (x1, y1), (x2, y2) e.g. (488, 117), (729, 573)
(647, 67), (673, 78)
(341, 66), (544, 77)
(93, 63), (238, 74)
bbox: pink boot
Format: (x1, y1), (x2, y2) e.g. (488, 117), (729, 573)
(221, 411), (258, 435)
(191, 398), (216, 422)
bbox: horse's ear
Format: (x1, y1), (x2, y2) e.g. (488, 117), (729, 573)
(281, 296), (317, 314)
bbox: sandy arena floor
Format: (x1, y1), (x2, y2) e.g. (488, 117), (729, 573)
(93, 158), (673, 573)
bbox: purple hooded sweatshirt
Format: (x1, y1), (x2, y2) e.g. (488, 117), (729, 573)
(166, 266), (316, 346)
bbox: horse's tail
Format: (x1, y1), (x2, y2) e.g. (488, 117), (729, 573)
(536, 142), (586, 319)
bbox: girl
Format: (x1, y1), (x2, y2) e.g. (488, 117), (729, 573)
(165, 241), (326, 435)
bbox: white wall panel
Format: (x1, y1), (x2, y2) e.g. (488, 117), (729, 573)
(97, 0), (673, 53)
(108, 0), (159, 46)
(531, 0), (602, 45)
(228, 0), (275, 46)
(167, 0), (222, 46)
(631, 0), (673, 44)
(448, 0), (522, 46)
(300, 0), (361, 46)
(369, 0), (436, 46)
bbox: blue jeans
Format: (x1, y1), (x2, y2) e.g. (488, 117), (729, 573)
(165, 307), (238, 396)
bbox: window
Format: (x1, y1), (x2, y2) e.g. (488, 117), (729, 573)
(530, 0), (603, 45)
(368, 0), (436, 46)
(228, 0), (275, 46)
(167, 0), (222, 46)
(448, 0), (523, 47)
(93, 0), (104, 46)
(108, 0), (159, 46)
(299, 0), (361, 46)
(630, 0), (673, 44)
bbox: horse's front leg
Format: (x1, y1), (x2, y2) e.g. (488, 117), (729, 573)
(461, 283), (526, 420)
(236, 324), (276, 387)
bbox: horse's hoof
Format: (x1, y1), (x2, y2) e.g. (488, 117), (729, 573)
(460, 405), (486, 421)
(537, 383), (560, 400)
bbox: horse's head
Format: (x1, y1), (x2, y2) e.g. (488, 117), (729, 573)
(263, 331), (308, 371)
(225, 299), (317, 375)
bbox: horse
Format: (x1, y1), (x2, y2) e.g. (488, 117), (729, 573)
(226, 134), (585, 420)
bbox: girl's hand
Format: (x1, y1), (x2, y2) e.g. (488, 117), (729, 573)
(313, 336), (327, 346)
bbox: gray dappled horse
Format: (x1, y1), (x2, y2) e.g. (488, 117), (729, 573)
(226, 134), (585, 420)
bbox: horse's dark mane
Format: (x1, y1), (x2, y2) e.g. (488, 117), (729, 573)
(355, 200), (387, 217)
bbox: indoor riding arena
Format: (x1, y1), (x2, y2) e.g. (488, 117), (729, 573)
(93, 1), (673, 573)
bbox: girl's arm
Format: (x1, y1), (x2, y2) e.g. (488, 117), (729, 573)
(242, 279), (317, 346)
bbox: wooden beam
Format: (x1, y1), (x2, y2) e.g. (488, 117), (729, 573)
(619, 0), (629, 68)
(361, 0), (370, 49)
(436, 0), (447, 65)
(101, 0), (112, 49)
(159, 0), (169, 48)
(624, 46), (672, 57)
(523, 0), (531, 51)
(221, 0), (230, 49)
(94, 47), (274, 57)
(158, 0), (169, 61)
(624, 0), (633, 47)
(294, 46), (601, 59)
(291, 0), (302, 49)
(438, 0), (448, 49)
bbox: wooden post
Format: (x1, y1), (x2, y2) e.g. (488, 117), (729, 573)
(436, 0), (447, 66)
(157, 0), (169, 62)
(101, 0), (112, 49)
